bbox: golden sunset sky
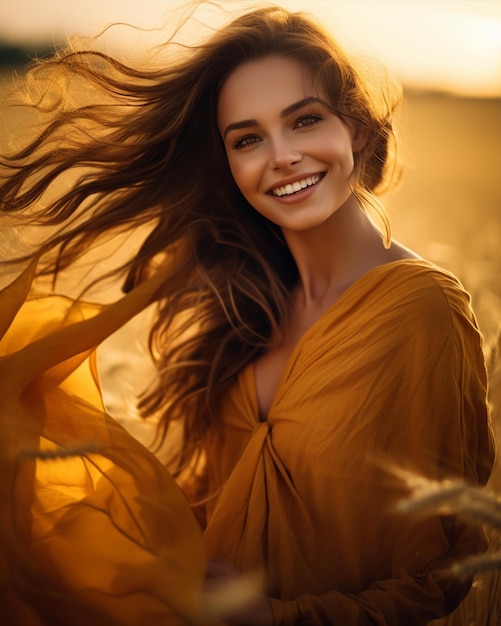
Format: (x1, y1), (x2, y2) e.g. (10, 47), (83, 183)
(0, 0), (500, 97)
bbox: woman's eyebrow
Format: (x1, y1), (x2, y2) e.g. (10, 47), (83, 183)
(223, 96), (326, 139)
(280, 96), (325, 118)
(223, 119), (258, 139)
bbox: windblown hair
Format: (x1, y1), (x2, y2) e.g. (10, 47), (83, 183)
(0, 4), (401, 472)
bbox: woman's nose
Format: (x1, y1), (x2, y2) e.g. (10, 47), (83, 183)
(269, 137), (302, 170)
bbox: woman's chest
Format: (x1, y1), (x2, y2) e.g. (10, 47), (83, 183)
(253, 344), (294, 420)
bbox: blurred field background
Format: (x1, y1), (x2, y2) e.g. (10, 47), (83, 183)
(0, 1), (500, 464)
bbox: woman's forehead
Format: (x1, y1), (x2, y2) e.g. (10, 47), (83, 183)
(217, 55), (316, 126)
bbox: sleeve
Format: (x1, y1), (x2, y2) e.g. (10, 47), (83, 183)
(270, 273), (496, 626)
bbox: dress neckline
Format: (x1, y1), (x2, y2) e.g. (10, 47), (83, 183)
(251, 258), (434, 422)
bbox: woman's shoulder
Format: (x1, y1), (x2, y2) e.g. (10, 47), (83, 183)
(376, 239), (468, 299)
(353, 243), (476, 339)
(360, 239), (464, 299)
(369, 255), (482, 354)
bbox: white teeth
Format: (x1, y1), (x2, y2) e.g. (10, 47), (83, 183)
(271, 175), (321, 197)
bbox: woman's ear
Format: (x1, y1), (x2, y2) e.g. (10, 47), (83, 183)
(351, 124), (369, 153)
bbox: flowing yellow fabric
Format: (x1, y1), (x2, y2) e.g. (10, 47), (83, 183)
(198, 260), (496, 625)
(0, 258), (496, 626)
(0, 261), (210, 626)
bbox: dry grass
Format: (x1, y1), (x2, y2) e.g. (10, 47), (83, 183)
(398, 326), (501, 585)
(398, 472), (501, 577)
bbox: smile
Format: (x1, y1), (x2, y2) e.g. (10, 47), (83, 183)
(270, 174), (323, 197)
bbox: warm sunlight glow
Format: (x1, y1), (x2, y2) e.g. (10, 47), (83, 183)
(1, 0), (500, 97)
(313, 1), (501, 97)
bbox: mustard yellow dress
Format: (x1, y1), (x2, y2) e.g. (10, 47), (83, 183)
(0, 259), (496, 625)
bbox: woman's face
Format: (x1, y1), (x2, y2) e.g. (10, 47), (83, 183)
(217, 54), (365, 233)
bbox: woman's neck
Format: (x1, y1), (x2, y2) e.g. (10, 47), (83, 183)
(282, 198), (390, 307)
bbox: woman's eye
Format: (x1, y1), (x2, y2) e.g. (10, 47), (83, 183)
(233, 136), (261, 150)
(294, 114), (323, 129)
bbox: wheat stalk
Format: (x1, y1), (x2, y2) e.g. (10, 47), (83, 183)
(397, 476), (501, 530)
(18, 441), (102, 461)
(451, 553), (501, 578)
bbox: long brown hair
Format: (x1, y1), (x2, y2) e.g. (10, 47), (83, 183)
(0, 4), (401, 472)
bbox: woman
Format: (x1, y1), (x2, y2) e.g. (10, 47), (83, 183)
(0, 5), (495, 625)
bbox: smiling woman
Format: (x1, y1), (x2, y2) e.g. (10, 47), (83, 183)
(218, 58), (361, 235)
(0, 4), (496, 626)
